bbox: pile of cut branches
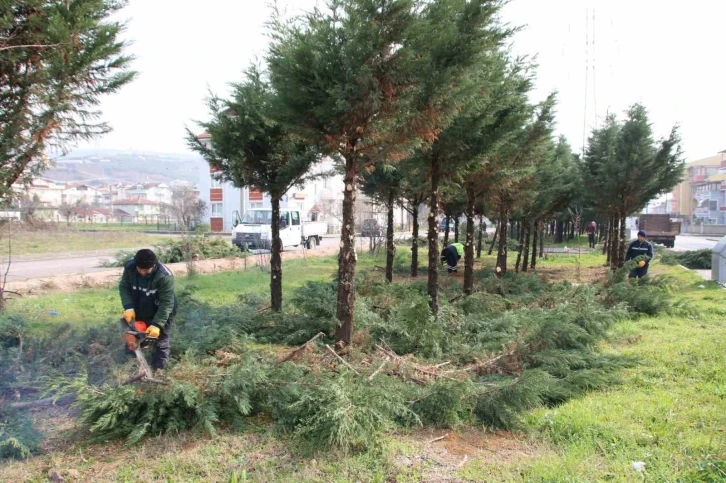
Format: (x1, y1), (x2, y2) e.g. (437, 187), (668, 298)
(3, 265), (679, 457)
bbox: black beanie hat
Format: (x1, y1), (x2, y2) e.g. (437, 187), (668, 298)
(134, 249), (157, 269)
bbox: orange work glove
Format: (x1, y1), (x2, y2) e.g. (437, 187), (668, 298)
(638, 260), (646, 268)
(146, 325), (161, 339)
(123, 309), (136, 324)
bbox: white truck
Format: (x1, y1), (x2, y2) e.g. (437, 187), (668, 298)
(232, 208), (328, 251)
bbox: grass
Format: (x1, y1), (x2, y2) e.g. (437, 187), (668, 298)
(62, 222), (188, 232)
(6, 253), (384, 332)
(1, 228), (172, 255)
(1, 250), (725, 482)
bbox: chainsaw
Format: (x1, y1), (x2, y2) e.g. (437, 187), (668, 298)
(121, 319), (167, 385)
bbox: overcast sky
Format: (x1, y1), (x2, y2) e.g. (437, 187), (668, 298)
(80, 0), (726, 162)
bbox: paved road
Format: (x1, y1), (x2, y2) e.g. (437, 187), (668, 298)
(2, 232), (413, 282)
(671, 234), (721, 252)
(5, 232), (720, 282)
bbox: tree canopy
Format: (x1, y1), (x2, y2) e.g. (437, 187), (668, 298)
(1, 0), (136, 203)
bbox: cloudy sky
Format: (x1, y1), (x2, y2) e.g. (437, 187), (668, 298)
(80, 0), (726, 161)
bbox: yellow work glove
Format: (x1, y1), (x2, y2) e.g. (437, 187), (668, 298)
(638, 260), (646, 267)
(123, 309), (136, 324)
(146, 325), (161, 339)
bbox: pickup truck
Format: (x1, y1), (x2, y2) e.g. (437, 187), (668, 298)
(232, 208), (328, 250)
(638, 214), (681, 248)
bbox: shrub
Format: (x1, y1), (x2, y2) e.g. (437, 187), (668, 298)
(605, 272), (677, 315)
(0, 408), (41, 460)
(659, 249), (712, 269)
(270, 373), (416, 454)
(99, 236), (242, 267)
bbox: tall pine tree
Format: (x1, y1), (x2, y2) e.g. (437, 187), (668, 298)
(187, 68), (318, 311)
(583, 104), (684, 268)
(268, 0), (508, 347)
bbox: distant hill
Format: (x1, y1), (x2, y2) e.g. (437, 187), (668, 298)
(42, 149), (201, 186)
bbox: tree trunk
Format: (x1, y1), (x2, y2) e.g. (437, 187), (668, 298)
(610, 214), (621, 269)
(443, 215), (450, 246)
(555, 220), (564, 244)
(607, 215), (615, 267)
(454, 216), (460, 243)
(530, 220), (538, 270)
(411, 203), (419, 277)
(603, 217), (610, 256)
(270, 196), (283, 312)
(464, 190), (475, 295)
(427, 157), (441, 314)
(488, 224), (499, 255)
(335, 157), (358, 348)
(496, 206), (509, 276)
(522, 221), (531, 273)
(385, 192), (395, 283)
(476, 215), (484, 259)
(515, 218), (525, 273)
(539, 222), (544, 258)
(617, 208), (627, 268)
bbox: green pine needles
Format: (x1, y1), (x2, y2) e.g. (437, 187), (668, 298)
(1, 262), (689, 458)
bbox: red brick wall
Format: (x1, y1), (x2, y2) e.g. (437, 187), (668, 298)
(249, 189), (263, 201)
(210, 188), (223, 202)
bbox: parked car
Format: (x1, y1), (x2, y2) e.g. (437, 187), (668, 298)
(361, 218), (383, 237)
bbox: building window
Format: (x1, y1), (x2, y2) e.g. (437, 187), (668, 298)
(250, 202), (263, 209)
(211, 203), (223, 216)
(709, 200), (718, 211)
(211, 176), (223, 188)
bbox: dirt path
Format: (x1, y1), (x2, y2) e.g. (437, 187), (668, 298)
(5, 245), (340, 296)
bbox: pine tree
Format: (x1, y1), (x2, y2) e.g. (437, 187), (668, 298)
(0, 0), (136, 203)
(187, 68), (318, 311)
(583, 105), (684, 268)
(268, 0), (508, 346)
(360, 162), (403, 282)
(397, 158), (428, 277)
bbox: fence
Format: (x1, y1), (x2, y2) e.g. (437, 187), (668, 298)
(682, 224), (726, 236)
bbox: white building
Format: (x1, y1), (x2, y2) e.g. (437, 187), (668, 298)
(195, 133), (412, 233)
(19, 177), (66, 206)
(62, 184), (101, 205)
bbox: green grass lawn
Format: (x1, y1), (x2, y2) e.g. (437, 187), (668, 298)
(461, 267), (725, 482)
(66, 222), (186, 232)
(1, 251), (724, 482)
(6, 253), (385, 332)
(2, 229), (173, 255)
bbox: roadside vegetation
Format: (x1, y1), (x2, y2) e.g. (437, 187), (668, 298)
(0, 227), (171, 256)
(1, 249), (723, 481)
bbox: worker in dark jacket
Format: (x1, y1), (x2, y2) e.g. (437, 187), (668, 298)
(586, 221), (597, 248)
(440, 242), (464, 273)
(625, 230), (654, 278)
(120, 249), (177, 369)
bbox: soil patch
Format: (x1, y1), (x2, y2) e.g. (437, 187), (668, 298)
(395, 428), (544, 482)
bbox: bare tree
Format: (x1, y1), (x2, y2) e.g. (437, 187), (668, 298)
(17, 193), (40, 223)
(166, 187), (207, 231)
(58, 200), (86, 226)
(0, 223), (14, 311)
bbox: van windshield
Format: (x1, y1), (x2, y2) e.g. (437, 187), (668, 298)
(240, 211), (272, 224)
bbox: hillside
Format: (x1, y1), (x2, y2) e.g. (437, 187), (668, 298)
(42, 149), (201, 186)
